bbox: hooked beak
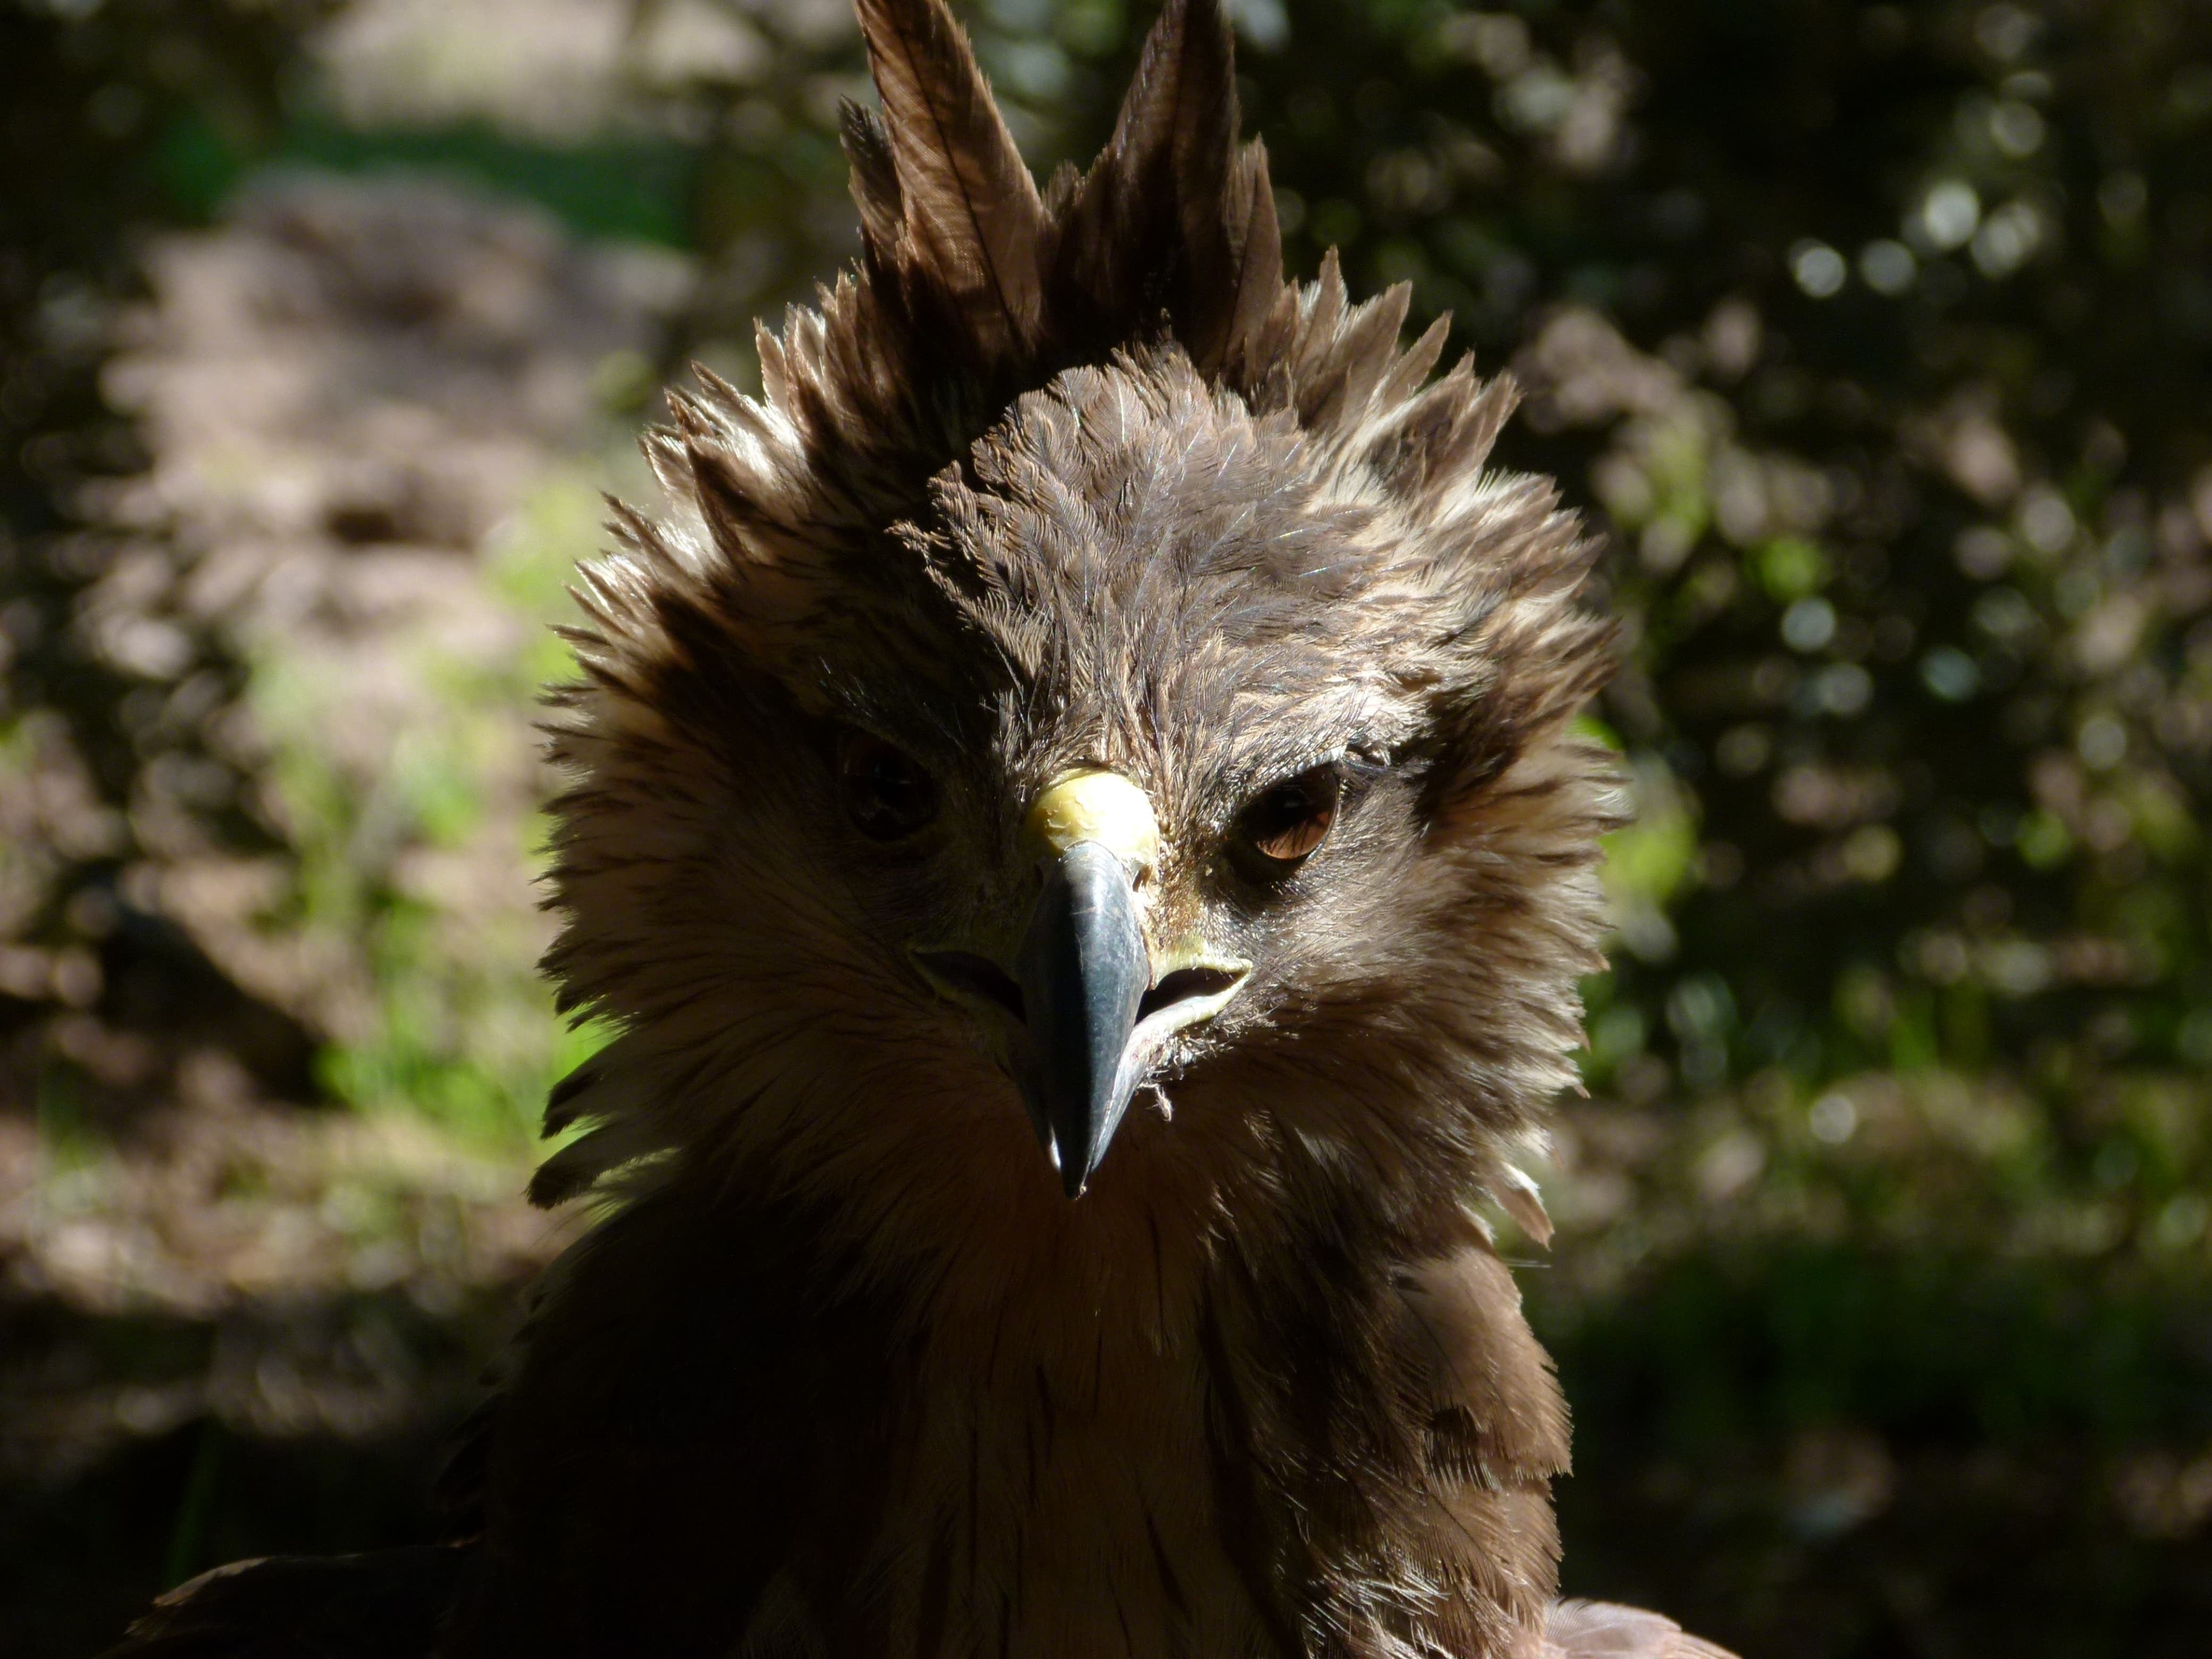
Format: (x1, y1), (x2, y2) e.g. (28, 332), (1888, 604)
(1016, 837), (1151, 1197)
(923, 770), (1249, 1197)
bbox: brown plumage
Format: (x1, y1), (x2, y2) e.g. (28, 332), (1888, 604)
(109, 3), (1733, 1656)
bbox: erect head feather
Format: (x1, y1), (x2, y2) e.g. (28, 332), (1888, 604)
(618, 0), (1560, 658)
(849, 0), (1270, 378)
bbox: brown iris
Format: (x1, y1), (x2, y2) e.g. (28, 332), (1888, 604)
(839, 733), (940, 841)
(1235, 764), (1343, 871)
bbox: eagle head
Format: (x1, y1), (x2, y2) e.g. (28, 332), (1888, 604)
(531, 0), (1621, 1263)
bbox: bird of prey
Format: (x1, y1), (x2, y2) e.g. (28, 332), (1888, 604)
(111, 2), (1733, 1656)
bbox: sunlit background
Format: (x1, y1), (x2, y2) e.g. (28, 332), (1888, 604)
(3, 1), (2210, 1654)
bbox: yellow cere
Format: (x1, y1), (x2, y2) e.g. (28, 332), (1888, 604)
(1024, 769), (1161, 873)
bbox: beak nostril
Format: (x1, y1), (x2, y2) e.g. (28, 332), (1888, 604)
(1137, 966), (1244, 1024)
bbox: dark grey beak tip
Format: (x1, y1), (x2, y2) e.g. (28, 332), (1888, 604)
(1038, 1126), (1087, 1200)
(1016, 840), (1150, 1201)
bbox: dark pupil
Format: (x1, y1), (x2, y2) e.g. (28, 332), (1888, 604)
(1254, 783), (1319, 838)
(1243, 766), (1340, 864)
(844, 740), (937, 840)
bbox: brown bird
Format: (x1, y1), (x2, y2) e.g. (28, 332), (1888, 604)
(111, 2), (1733, 1656)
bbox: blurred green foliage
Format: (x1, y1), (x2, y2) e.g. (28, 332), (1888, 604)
(251, 471), (616, 1142)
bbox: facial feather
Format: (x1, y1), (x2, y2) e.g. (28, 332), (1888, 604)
(542, 325), (1614, 1219)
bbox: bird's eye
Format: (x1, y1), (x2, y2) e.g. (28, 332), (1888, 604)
(839, 733), (940, 841)
(1234, 764), (1343, 873)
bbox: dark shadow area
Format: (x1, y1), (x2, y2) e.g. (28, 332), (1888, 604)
(1541, 1250), (2212, 1657)
(2, 1414), (463, 1659)
(0, 1285), (522, 1659)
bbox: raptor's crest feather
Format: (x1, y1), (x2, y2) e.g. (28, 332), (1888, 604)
(595, 0), (1556, 650)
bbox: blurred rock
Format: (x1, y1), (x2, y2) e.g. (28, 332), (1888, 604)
(313, 0), (853, 138)
(85, 174), (686, 1055)
(0, 1095), (568, 1486)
